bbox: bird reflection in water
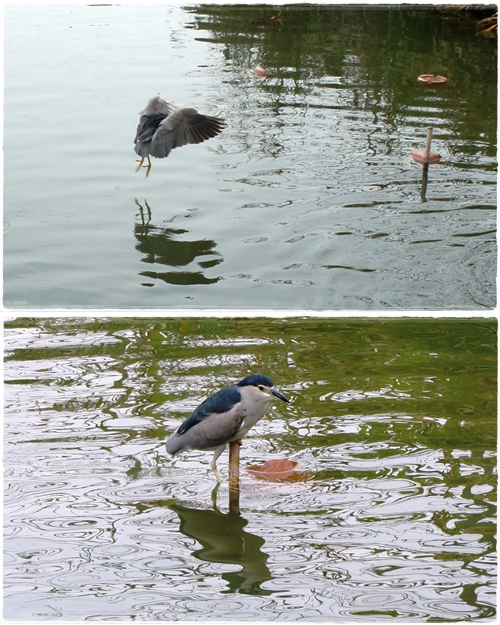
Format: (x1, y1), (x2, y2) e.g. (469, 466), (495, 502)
(134, 199), (222, 286)
(168, 499), (273, 595)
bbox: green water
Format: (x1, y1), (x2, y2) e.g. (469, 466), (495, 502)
(4, 317), (496, 620)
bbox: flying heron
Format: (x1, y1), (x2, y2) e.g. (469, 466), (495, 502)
(134, 93), (225, 177)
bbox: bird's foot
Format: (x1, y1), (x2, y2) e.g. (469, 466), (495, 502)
(135, 159), (152, 177)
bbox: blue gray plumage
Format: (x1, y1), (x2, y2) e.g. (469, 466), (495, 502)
(134, 94), (225, 176)
(166, 374), (290, 482)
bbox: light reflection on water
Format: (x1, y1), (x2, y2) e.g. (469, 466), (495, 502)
(3, 4), (497, 309)
(4, 318), (496, 620)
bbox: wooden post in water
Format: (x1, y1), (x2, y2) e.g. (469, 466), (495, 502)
(228, 440), (241, 514)
(423, 127), (433, 162)
(420, 127), (432, 202)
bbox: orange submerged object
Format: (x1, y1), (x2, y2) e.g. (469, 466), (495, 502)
(410, 150), (441, 164)
(247, 459), (309, 482)
(410, 127), (441, 164)
(417, 74), (448, 86)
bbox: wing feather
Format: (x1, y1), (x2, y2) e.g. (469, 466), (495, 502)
(148, 108), (225, 159)
(134, 97), (225, 161)
(176, 386), (241, 436)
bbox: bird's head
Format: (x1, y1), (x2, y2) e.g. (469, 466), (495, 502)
(139, 93), (174, 117)
(238, 374), (290, 403)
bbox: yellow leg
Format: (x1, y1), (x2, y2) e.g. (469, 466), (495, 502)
(135, 156), (151, 175)
(211, 459), (222, 483)
(211, 444), (226, 483)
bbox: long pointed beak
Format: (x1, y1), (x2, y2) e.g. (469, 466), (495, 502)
(271, 388), (290, 403)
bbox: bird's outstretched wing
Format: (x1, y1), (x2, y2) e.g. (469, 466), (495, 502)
(177, 386), (241, 436)
(148, 108), (225, 159)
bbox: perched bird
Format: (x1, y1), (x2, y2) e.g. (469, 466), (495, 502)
(165, 374), (290, 482)
(134, 94), (225, 177)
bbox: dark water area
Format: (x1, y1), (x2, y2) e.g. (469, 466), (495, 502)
(4, 317), (496, 620)
(3, 4), (496, 309)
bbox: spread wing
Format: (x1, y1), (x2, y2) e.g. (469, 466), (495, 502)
(147, 108), (225, 159)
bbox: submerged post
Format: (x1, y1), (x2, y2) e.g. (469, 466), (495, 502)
(228, 440), (241, 514)
(421, 162), (429, 202)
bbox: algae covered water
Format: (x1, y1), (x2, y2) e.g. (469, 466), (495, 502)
(4, 317), (496, 620)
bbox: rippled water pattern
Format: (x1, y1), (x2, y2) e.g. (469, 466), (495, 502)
(3, 5), (497, 309)
(4, 318), (496, 620)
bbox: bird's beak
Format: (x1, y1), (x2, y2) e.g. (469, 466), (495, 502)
(271, 388), (290, 403)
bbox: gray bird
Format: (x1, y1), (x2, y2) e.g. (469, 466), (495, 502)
(165, 374), (290, 482)
(134, 94), (225, 177)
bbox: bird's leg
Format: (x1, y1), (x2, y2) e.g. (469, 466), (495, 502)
(210, 459), (222, 483)
(211, 444), (227, 483)
(135, 156), (152, 175)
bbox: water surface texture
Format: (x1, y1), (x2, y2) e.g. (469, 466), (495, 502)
(3, 5), (497, 309)
(4, 317), (496, 620)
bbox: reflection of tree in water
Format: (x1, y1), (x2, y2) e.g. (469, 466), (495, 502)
(134, 199), (222, 286)
(188, 5), (496, 85)
(186, 5), (497, 153)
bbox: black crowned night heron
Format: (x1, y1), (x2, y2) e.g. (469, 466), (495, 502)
(134, 94), (225, 177)
(165, 374), (290, 482)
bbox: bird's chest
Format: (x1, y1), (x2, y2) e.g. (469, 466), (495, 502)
(234, 398), (268, 438)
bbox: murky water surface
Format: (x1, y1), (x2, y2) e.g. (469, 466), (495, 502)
(4, 317), (496, 620)
(3, 5), (497, 309)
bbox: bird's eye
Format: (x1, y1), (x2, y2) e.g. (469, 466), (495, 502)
(258, 385), (265, 391)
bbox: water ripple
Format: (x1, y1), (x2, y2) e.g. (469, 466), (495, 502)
(4, 318), (496, 620)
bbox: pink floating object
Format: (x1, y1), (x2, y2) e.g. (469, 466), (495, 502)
(410, 150), (441, 164)
(417, 74), (448, 86)
(254, 66), (267, 77)
(247, 459), (308, 482)
(410, 127), (442, 164)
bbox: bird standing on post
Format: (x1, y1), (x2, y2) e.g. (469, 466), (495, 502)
(165, 374), (290, 482)
(134, 94), (225, 177)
